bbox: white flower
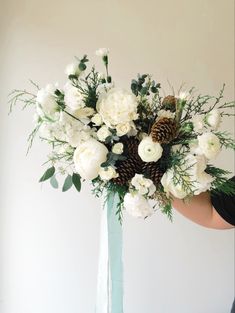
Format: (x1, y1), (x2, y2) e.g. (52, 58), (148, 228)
(138, 136), (163, 162)
(197, 132), (221, 160)
(36, 84), (58, 117)
(123, 193), (154, 218)
(96, 83), (114, 95)
(161, 154), (214, 198)
(64, 82), (85, 110)
(73, 138), (108, 180)
(99, 166), (118, 180)
(178, 91), (191, 101)
(65, 62), (81, 76)
(98, 72), (106, 80)
(192, 115), (205, 132)
(161, 170), (189, 199)
(205, 109), (221, 130)
(97, 125), (112, 142)
(116, 123), (131, 136)
(73, 107), (95, 119)
(157, 110), (175, 121)
(131, 174), (156, 196)
(91, 113), (103, 126)
(97, 88), (138, 128)
(95, 48), (109, 57)
(112, 143), (124, 154)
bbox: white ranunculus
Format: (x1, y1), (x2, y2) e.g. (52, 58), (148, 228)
(64, 82), (85, 110)
(91, 113), (103, 126)
(112, 143), (124, 155)
(97, 88), (138, 128)
(65, 62), (81, 77)
(116, 123), (131, 136)
(197, 132), (221, 160)
(73, 138), (108, 180)
(95, 48), (109, 57)
(192, 115), (205, 133)
(97, 125), (111, 142)
(161, 170), (189, 199)
(123, 193), (154, 218)
(205, 109), (221, 130)
(131, 174), (156, 196)
(138, 136), (163, 162)
(99, 166), (118, 180)
(36, 84), (58, 117)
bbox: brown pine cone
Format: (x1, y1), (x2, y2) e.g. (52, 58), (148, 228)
(162, 95), (177, 112)
(113, 156), (142, 186)
(151, 117), (178, 144)
(142, 162), (164, 185)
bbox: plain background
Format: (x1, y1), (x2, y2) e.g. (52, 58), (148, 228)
(0, 0), (234, 312)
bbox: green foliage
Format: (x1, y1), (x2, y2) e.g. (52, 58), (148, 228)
(215, 131), (235, 150)
(161, 203), (173, 222)
(72, 173), (81, 192)
(62, 174), (73, 192)
(206, 165), (235, 196)
(39, 166), (55, 182)
(50, 175), (59, 189)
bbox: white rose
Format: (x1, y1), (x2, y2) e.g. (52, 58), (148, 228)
(99, 166), (118, 180)
(205, 109), (221, 130)
(116, 123), (131, 136)
(138, 136), (163, 162)
(161, 170), (189, 199)
(131, 174), (156, 196)
(65, 62), (81, 76)
(73, 138), (108, 180)
(91, 113), (103, 126)
(36, 84), (58, 117)
(197, 132), (221, 160)
(95, 48), (109, 57)
(123, 193), (154, 218)
(97, 88), (138, 128)
(112, 143), (124, 154)
(97, 125), (112, 142)
(64, 82), (85, 110)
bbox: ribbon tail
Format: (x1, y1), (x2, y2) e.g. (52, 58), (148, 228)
(95, 192), (123, 313)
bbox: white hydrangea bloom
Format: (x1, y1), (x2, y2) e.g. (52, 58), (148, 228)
(64, 82), (85, 110)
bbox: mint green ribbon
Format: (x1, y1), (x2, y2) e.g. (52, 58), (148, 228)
(96, 192), (123, 313)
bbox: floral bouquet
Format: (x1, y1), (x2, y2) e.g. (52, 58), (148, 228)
(9, 48), (235, 222)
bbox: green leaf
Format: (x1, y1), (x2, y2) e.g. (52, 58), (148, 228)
(39, 166), (55, 182)
(62, 175), (73, 192)
(72, 173), (81, 192)
(50, 175), (59, 189)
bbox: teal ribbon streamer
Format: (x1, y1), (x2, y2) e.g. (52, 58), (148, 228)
(107, 192), (123, 313)
(95, 192), (123, 313)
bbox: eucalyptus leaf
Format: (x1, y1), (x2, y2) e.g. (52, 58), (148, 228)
(72, 173), (81, 192)
(62, 174), (73, 192)
(50, 175), (59, 189)
(39, 166), (55, 182)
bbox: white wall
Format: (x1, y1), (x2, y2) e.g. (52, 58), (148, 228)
(0, 0), (234, 312)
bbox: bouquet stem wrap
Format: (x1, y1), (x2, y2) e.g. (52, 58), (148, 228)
(96, 192), (124, 313)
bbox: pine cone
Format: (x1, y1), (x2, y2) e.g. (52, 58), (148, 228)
(142, 162), (164, 185)
(162, 95), (177, 112)
(151, 117), (178, 144)
(113, 137), (143, 186)
(124, 137), (139, 155)
(114, 157), (142, 186)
